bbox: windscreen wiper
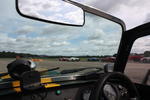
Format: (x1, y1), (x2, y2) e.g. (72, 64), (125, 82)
(40, 67), (60, 74)
(60, 67), (102, 74)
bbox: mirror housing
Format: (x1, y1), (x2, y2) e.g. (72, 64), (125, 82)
(16, 0), (84, 26)
(104, 64), (114, 73)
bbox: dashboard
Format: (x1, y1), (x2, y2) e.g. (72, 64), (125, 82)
(0, 81), (96, 100)
(21, 83), (95, 100)
(0, 74), (131, 100)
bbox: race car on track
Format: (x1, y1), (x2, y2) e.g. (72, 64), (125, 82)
(59, 57), (69, 61)
(87, 58), (100, 61)
(140, 57), (150, 63)
(128, 55), (144, 62)
(68, 57), (80, 61)
(101, 57), (116, 62)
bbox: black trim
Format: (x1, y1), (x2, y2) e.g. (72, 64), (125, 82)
(114, 22), (150, 72)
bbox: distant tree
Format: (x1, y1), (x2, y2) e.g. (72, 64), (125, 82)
(113, 54), (117, 57)
(144, 51), (150, 57)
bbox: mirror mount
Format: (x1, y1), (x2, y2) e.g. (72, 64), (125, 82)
(104, 64), (114, 73)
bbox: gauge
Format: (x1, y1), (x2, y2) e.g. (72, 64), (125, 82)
(103, 84), (117, 100)
(82, 89), (91, 100)
(76, 86), (93, 100)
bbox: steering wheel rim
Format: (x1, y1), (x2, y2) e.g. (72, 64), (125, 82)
(90, 72), (140, 100)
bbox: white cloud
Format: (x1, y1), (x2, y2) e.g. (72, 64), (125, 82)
(15, 25), (34, 34)
(75, 0), (150, 29)
(0, 25), (3, 30)
(83, 40), (104, 45)
(131, 36), (150, 53)
(144, 13), (150, 23)
(65, 9), (84, 24)
(52, 41), (70, 46)
(110, 2), (150, 29)
(88, 29), (105, 40)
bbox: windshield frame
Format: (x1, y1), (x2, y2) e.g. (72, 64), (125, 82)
(15, 0), (126, 31)
(64, 0), (126, 31)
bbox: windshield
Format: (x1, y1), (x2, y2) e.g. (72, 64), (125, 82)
(0, 0), (122, 76)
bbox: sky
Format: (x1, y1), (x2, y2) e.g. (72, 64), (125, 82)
(75, 0), (150, 29)
(0, 0), (149, 56)
(76, 0), (150, 54)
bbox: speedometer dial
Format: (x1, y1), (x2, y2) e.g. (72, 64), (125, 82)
(103, 84), (117, 100)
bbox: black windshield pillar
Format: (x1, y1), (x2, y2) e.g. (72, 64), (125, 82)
(114, 22), (150, 72)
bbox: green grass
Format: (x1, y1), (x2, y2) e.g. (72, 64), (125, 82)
(79, 58), (88, 61)
(42, 58), (88, 62)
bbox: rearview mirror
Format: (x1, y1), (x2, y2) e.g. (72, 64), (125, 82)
(16, 0), (84, 26)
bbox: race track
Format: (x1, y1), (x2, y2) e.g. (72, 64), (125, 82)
(0, 58), (149, 85)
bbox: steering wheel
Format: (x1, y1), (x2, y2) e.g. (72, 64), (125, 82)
(90, 72), (140, 100)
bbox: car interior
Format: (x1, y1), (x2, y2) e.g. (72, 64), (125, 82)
(0, 0), (149, 100)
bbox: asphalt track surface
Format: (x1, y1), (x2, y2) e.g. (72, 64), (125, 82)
(0, 59), (149, 85)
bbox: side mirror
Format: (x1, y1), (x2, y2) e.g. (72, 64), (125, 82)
(16, 0), (84, 26)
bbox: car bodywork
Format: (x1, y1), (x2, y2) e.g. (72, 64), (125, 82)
(128, 55), (143, 62)
(101, 57), (116, 62)
(68, 57), (80, 61)
(59, 57), (69, 61)
(87, 58), (100, 61)
(140, 57), (150, 63)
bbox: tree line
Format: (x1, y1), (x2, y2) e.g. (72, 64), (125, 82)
(0, 51), (149, 58)
(0, 51), (115, 58)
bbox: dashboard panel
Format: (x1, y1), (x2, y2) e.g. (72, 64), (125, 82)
(21, 83), (95, 100)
